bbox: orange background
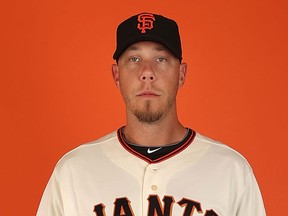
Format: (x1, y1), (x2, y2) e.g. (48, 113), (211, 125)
(0, 0), (287, 215)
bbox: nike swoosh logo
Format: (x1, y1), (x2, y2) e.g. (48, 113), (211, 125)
(147, 147), (162, 154)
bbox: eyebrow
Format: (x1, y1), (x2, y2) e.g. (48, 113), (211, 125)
(126, 45), (139, 51)
(154, 45), (167, 51)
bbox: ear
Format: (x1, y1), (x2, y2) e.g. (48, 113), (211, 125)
(112, 64), (120, 89)
(178, 63), (187, 88)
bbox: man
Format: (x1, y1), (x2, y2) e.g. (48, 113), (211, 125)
(37, 12), (266, 216)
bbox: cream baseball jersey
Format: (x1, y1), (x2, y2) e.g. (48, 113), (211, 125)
(37, 128), (266, 216)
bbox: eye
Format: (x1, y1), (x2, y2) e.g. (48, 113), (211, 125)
(129, 57), (140, 62)
(156, 57), (167, 62)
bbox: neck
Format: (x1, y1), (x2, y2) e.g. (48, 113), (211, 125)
(123, 110), (186, 147)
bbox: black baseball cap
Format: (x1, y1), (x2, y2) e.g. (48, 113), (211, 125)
(113, 12), (182, 61)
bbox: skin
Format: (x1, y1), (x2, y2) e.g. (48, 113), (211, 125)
(112, 41), (188, 147)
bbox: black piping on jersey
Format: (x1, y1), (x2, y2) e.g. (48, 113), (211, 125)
(117, 126), (196, 164)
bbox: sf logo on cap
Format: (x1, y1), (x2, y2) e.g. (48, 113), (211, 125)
(137, 13), (155, 33)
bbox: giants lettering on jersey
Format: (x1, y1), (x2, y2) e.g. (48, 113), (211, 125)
(93, 195), (218, 216)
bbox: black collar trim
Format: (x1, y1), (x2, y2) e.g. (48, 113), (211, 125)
(117, 126), (196, 164)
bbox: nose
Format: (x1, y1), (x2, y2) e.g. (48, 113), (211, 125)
(140, 63), (156, 81)
(141, 74), (155, 81)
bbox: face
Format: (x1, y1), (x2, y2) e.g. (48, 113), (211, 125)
(112, 41), (187, 124)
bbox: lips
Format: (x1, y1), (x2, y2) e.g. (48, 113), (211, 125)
(137, 91), (160, 97)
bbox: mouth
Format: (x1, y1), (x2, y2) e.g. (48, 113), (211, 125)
(137, 91), (160, 98)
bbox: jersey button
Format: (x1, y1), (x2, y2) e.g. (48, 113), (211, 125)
(151, 185), (158, 191)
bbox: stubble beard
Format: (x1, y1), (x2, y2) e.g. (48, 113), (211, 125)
(133, 100), (163, 124)
(132, 97), (176, 125)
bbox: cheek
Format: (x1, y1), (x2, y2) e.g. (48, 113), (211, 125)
(121, 62), (141, 73)
(118, 65), (140, 82)
(118, 77), (135, 98)
(160, 70), (180, 86)
(166, 77), (181, 96)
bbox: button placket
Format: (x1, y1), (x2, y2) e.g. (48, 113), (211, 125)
(143, 164), (161, 195)
(142, 164), (159, 215)
(142, 163), (172, 215)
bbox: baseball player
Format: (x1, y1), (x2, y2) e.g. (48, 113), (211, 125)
(37, 12), (266, 216)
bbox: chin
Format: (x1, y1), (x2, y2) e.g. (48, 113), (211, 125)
(134, 111), (163, 124)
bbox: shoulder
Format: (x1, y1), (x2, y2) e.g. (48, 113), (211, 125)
(55, 130), (119, 169)
(193, 132), (253, 173)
